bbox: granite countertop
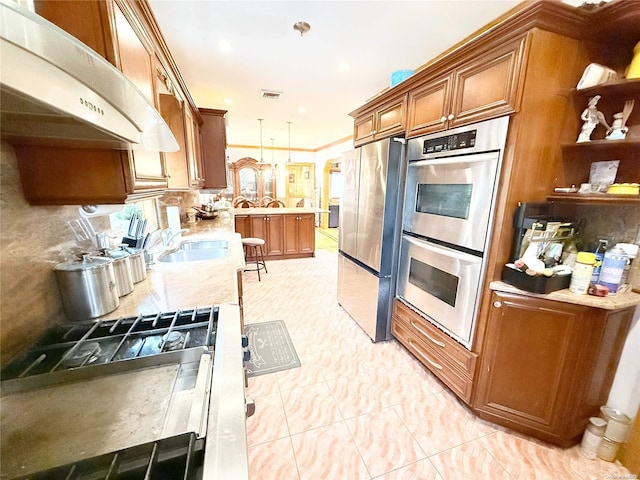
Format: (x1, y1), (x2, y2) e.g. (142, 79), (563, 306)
(231, 207), (325, 215)
(98, 220), (244, 319)
(490, 281), (640, 310)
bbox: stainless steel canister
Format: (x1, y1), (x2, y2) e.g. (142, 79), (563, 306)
(54, 254), (119, 320)
(125, 247), (147, 283)
(106, 247), (134, 296)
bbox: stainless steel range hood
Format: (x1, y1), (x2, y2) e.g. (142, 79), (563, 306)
(0, 0), (179, 152)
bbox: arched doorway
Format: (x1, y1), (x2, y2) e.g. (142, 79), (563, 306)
(320, 158), (341, 229)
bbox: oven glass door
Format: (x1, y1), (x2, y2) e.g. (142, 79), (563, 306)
(403, 152), (500, 252)
(397, 234), (482, 348)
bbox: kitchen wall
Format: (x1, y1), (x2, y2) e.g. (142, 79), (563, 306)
(0, 141), (103, 363)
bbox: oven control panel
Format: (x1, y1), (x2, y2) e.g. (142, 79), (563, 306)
(423, 129), (477, 153)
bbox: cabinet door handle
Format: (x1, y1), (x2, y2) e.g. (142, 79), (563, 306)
(371, 130), (377, 134)
(410, 341), (443, 370)
(411, 321), (445, 347)
(447, 113), (455, 121)
(440, 116), (447, 123)
(494, 301), (502, 308)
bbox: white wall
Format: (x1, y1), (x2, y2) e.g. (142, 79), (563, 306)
(607, 309), (640, 419)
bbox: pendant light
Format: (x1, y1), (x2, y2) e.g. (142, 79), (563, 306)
(271, 138), (275, 163)
(258, 118), (264, 162)
(287, 121), (292, 162)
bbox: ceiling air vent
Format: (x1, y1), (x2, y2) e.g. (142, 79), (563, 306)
(260, 89), (282, 100)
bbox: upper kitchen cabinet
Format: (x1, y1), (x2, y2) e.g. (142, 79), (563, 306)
(155, 58), (189, 190)
(406, 36), (526, 138)
(112, 1), (166, 189)
(184, 107), (204, 188)
(15, 0), (201, 204)
(351, 96), (406, 146)
(199, 109), (228, 190)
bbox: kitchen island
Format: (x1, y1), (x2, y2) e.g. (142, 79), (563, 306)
(233, 207), (318, 260)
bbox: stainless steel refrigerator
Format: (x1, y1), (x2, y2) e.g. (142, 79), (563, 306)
(337, 136), (405, 342)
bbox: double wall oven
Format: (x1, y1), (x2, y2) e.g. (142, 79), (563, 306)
(397, 117), (509, 349)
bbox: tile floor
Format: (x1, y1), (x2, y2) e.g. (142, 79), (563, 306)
(240, 249), (634, 480)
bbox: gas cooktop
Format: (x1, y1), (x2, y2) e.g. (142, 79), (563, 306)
(1, 306), (219, 382)
(13, 432), (205, 480)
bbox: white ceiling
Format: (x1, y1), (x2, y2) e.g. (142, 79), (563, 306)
(147, 0), (548, 150)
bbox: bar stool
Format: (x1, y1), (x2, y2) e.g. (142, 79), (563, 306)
(242, 237), (268, 281)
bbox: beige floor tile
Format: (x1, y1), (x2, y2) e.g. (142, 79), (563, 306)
(373, 459), (444, 480)
(327, 373), (389, 419)
(394, 393), (495, 456)
(368, 363), (443, 406)
(247, 372), (280, 397)
(248, 437), (299, 480)
(276, 352), (324, 391)
(346, 407), (427, 478)
(480, 429), (630, 480)
(291, 421), (370, 480)
(246, 392), (289, 447)
(281, 382), (342, 435)
(429, 440), (514, 479)
(315, 348), (370, 381)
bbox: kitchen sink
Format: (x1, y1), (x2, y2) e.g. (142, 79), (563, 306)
(158, 239), (229, 263)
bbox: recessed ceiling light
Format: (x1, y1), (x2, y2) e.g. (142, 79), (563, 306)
(338, 60), (349, 73)
(298, 106), (306, 114)
(218, 40), (232, 53)
(224, 98), (232, 105)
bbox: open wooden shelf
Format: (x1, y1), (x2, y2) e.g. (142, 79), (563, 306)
(548, 192), (639, 205)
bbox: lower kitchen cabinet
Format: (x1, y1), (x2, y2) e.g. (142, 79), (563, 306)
(472, 290), (633, 447)
(234, 211), (315, 260)
(283, 213), (315, 255)
(250, 214), (284, 257)
(392, 299), (477, 403)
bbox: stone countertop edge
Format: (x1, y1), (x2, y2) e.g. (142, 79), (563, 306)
(230, 207), (327, 214)
(490, 281), (640, 310)
(98, 229), (245, 319)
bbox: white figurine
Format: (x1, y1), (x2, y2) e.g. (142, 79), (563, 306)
(577, 95), (609, 143)
(605, 100), (635, 141)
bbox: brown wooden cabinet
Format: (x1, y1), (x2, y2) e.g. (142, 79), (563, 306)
(233, 210), (315, 260)
(353, 97), (406, 146)
(406, 36), (526, 138)
(392, 299), (477, 403)
(283, 213), (315, 255)
(249, 214), (284, 257)
(228, 158), (276, 201)
(15, 0), (202, 205)
(155, 58), (189, 190)
(473, 290), (632, 446)
(184, 107), (204, 188)
(199, 109), (228, 190)
(112, 1), (166, 190)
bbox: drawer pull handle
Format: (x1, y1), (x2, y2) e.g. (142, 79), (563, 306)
(411, 322), (445, 348)
(410, 341), (443, 370)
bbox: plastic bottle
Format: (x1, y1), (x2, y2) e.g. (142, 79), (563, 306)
(591, 239), (608, 283)
(580, 416), (607, 459)
(598, 246), (628, 295)
(570, 252), (596, 294)
(617, 243), (638, 286)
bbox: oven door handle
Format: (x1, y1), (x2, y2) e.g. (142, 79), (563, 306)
(407, 152), (498, 167)
(403, 235), (482, 264)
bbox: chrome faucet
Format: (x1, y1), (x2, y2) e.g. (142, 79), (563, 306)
(162, 228), (189, 247)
